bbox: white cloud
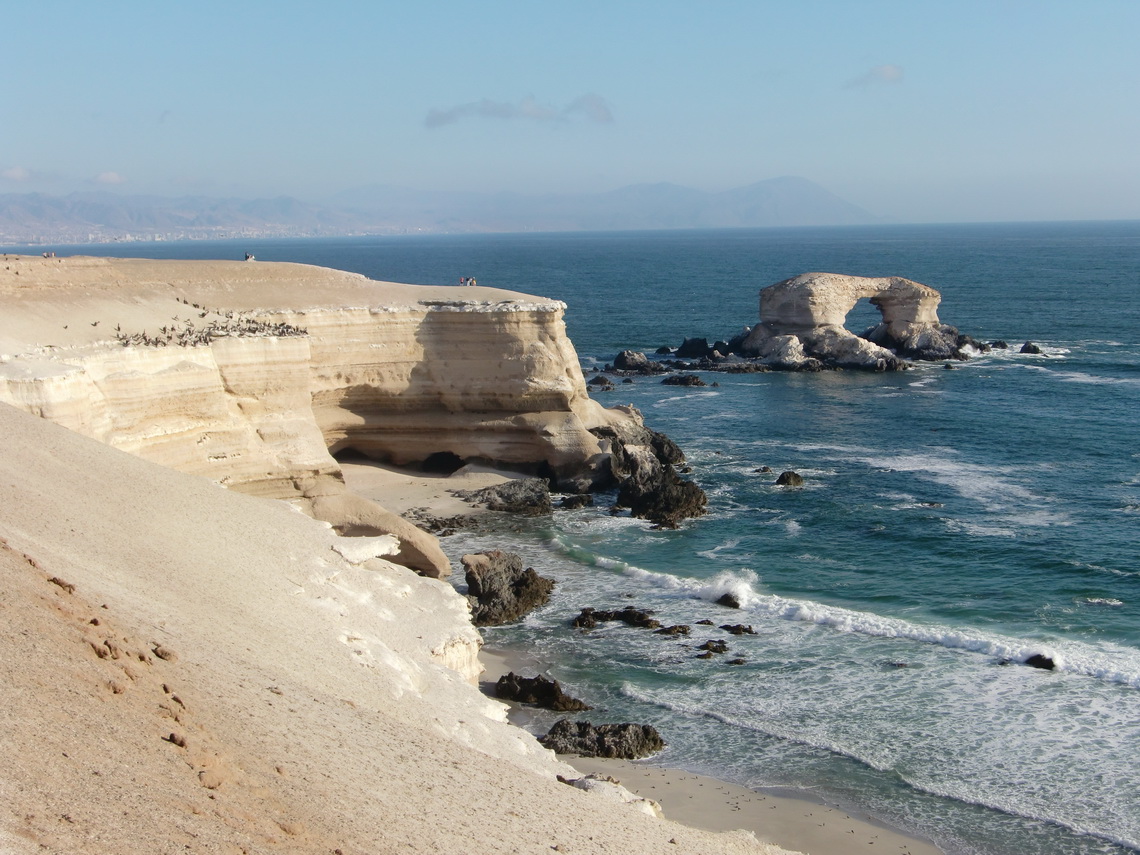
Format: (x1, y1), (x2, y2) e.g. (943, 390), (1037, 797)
(846, 64), (904, 88)
(2, 167), (32, 182)
(94, 171), (127, 185)
(425, 93), (614, 128)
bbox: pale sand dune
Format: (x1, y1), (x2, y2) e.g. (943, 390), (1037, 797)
(0, 402), (793, 855)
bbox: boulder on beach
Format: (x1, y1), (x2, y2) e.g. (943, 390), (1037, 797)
(495, 672), (591, 711)
(539, 719), (666, 759)
(453, 478), (553, 516)
(462, 551), (554, 626)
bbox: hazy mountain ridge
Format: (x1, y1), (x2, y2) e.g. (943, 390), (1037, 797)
(1, 178), (875, 244)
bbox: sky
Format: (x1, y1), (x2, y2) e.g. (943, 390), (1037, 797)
(2, 0), (1139, 224)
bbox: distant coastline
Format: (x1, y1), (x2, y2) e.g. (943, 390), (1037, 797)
(0, 176), (876, 245)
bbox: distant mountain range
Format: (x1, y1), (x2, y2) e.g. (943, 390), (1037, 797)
(0, 177), (876, 244)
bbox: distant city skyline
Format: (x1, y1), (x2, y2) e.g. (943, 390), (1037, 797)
(3, 1), (1139, 224)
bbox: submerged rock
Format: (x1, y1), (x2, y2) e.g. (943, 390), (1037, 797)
(539, 719), (665, 759)
(661, 374), (707, 387)
(462, 551), (554, 626)
(720, 624), (756, 635)
(698, 639), (729, 654)
(572, 606), (661, 630)
(558, 494), (593, 510)
(495, 672), (591, 711)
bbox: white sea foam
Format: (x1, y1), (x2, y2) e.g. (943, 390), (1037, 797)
(1019, 364), (1140, 386)
(584, 557), (1140, 688)
(695, 538), (742, 560)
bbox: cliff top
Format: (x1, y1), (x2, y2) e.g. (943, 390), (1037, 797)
(0, 254), (551, 355)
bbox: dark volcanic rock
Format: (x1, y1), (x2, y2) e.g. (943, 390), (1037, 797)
(587, 374), (615, 390)
(617, 464), (708, 528)
(662, 374), (707, 387)
(695, 619), (715, 626)
(559, 493), (594, 510)
(462, 551), (554, 626)
(1025, 653), (1056, 671)
(654, 624), (691, 637)
(539, 719), (665, 759)
(698, 639), (729, 654)
(655, 345), (674, 355)
(590, 422), (706, 527)
(775, 470), (804, 487)
(495, 672), (591, 711)
(1020, 341), (1043, 355)
(675, 337), (712, 359)
(715, 593), (741, 609)
(572, 606), (661, 630)
(453, 479), (553, 516)
(990, 340), (1008, 349)
(720, 624), (756, 635)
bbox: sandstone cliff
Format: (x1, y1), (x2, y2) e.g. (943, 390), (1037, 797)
(0, 255), (632, 576)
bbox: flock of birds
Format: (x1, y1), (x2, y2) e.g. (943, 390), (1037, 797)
(111, 298), (308, 348)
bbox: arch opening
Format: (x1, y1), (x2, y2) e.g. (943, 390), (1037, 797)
(843, 297), (884, 338)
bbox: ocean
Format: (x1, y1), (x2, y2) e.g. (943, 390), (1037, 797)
(15, 222), (1140, 854)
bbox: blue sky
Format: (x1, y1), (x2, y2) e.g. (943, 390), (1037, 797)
(2, 1), (1139, 223)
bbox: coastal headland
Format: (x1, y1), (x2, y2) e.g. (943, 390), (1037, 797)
(0, 255), (936, 854)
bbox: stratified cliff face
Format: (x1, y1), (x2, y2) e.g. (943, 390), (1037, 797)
(268, 301), (612, 483)
(0, 256), (629, 576)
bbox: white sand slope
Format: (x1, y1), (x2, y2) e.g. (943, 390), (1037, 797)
(0, 402), (794, 855)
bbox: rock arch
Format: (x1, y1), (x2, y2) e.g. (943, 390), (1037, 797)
(740, 273), (963, 369)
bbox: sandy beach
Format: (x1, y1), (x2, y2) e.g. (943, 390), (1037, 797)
(480, 650), (943, 855)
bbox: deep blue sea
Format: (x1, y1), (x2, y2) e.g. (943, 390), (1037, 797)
(13, 223), (1140, 855)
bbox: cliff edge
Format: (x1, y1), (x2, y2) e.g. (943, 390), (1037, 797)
(0, 255), (634, 576)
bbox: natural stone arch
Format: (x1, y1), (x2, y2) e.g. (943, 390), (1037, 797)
(740, 272), (962, 369)
(758, 273), (942, 335)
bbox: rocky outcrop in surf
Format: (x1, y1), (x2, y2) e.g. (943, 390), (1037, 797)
(461, 550), (555, 626)
(739, 273), (968, 369)
(598, 272), (984, 375)
(590, 421), (707, 527)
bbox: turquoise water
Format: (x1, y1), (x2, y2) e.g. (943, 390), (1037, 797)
(16, 223), (1140, 854)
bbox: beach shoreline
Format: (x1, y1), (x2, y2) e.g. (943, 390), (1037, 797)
(479, 646), (944, 855)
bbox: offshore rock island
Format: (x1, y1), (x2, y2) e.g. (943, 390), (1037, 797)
(604, 272), (987, 376)
(740, 272), (970, 369)
(0, 255), (784, 855)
